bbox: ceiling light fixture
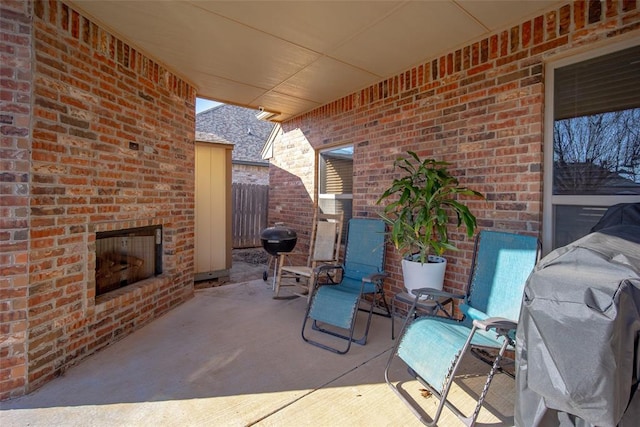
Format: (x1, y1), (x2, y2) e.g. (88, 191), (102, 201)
(256, 107), (279, 121)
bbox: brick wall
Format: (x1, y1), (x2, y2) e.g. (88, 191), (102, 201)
(1, 0), (196, 399)
(270, 1), (640, 296)
(0, 0), (32, 402)
(233, 164), (269, 185)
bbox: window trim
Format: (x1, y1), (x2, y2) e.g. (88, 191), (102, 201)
(317, 144), (354, 236)
(318, 144), (354, 198)
(542, 38), (640, 254)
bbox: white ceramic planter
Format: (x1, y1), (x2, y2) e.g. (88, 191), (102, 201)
(401, 255), (447, 298)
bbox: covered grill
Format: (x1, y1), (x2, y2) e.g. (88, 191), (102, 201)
(260, 223), (297, 284)
(515, 203), (640, 427)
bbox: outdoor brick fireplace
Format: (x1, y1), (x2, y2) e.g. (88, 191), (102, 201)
(1, 1), (197, 399)
(95, 225), (163, 296)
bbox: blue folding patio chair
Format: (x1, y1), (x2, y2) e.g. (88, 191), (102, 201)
(301, 218), (389, 354)
(385, 230), (540, 426)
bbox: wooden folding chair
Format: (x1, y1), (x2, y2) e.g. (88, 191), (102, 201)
(274, 210), (343, 300)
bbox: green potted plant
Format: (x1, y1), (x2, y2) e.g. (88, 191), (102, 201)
(376, 151), (484, 293)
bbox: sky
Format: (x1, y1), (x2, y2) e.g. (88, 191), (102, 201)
(196, 98), (222, 113)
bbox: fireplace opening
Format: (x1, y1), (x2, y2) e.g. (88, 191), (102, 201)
(95, 225), (162, 296)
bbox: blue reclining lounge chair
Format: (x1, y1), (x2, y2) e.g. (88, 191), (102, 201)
(385, 230), (540, 426)
(301, 218), (389, 354)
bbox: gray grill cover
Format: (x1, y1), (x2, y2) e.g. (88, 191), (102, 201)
(515, 205), (640, 427)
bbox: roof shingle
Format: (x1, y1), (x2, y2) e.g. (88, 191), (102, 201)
(196, 104), (274, 164)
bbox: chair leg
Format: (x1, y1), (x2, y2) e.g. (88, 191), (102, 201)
(391, 297), (397, 340)
(391, 296), (414, 340)
(306, 273), (321, 304)
(306, 277), (313, 303)
(467, 337), (512, 425)
(374, 291), (392, 318)
(359, 290), (391, 318)
(303, 271), (316, 303)
(352, 302), (375, 345)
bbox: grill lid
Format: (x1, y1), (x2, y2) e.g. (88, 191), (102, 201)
(260, 224), (297, 242)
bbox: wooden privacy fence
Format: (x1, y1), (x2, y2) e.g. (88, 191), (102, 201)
(232, 183), (269, 248)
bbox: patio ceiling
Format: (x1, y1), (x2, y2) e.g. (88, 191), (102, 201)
(69, 0), (562, 121)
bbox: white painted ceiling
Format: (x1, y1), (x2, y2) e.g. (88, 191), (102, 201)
(69, 1), (562, 121)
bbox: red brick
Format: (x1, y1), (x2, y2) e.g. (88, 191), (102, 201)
(560, 5), (572, 35)
(623, 0), (637, 12)
(500, 30), (509, 56)
(589, 0), (603, 23)
(533, 15), (545, 44)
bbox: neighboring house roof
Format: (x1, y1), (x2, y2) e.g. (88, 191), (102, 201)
(554, 162), (640, 195)
(196, 104), (274, 165)
(195, 131), (233, 145)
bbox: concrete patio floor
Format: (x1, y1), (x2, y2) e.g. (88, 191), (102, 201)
(1, 273), (516, 426)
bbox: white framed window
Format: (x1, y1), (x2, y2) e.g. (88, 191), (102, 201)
(318, 145), (353, 235)
(543, 40), (640, 254)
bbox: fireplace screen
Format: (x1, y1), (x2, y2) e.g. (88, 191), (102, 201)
(95, 225), (162, 296)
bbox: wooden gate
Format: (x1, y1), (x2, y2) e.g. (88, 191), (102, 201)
(232, 183), (268, 248)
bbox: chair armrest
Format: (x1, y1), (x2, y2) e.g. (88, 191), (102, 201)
(362, 272), (388, 283)
(411, 287), (465, 301)
(314, 264), (343, 274)
(473, 317), (517, 332)
(277, 250), (306, 258)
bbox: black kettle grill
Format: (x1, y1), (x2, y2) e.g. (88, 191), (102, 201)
(260, 223), (297, 256)
(260, 223), (297, 283)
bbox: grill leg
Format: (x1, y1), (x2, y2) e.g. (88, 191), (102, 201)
(272, 254), (279, 291)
